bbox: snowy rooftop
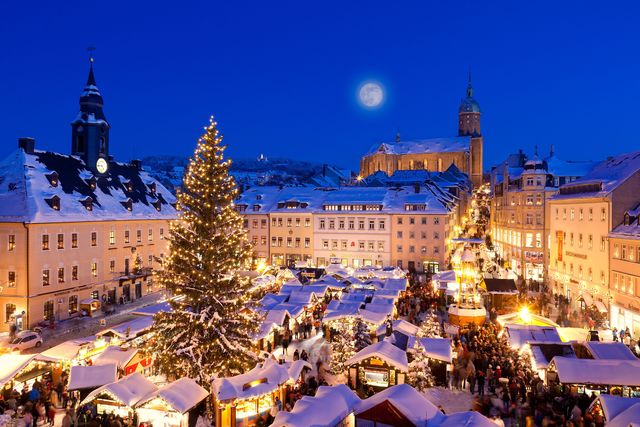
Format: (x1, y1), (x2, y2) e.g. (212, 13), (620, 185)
(544, 155), (598, 178)
(364, 137), (471, 156)
(82, 372), (158, 407)
(271, 384), (360, 427)
(550, 356), (640, 386)
(0, 148), (177, 223)
(92, 346), (138, 369)
(345, 340), (409, 371)
(135, 377), (209, 414)
(591, 395), (640, 424)
(68, 363), (118, 390)
(0, 354), (36, 387)
(584, 341), (638, 360)
(419, 338), (454, 363)
(610, 203), (640, 239)
(525, 342), (576, 370)
(96, 316), (154, 339)
(552, 150), (640, 199)
(505, 325), (562, 349)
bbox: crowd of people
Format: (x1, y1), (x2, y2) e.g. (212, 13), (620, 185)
(0, 376), (73, 427)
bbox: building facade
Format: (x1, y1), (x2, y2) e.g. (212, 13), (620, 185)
(547, 151), (640, 312)
(0, 62), (177, 332)
(360, 77), (483, 187)
(490, 150), (594, 282)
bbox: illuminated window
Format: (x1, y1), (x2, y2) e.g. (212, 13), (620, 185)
(42, 234), (49, 250)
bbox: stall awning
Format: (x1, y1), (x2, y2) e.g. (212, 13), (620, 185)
(578, 293), (594, 306)
(14, 367), (50, 384)
(594, 300), (608, 313)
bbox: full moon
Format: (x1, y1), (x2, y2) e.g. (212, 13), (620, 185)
(359, 82), (384, 108)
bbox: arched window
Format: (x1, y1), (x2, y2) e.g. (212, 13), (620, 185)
(99, 137), (106, 154)
(76, 135), (85, 153)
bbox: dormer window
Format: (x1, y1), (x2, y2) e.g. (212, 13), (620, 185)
(624, 213), (630, 226)
(152, 200), (162, 212)
(300, 202), (309, 208)
(123, 180), (133, 193)
(252, 204), (261, 212)
(256, 195), (263, 200)
(81, 196), (93, 211)
(85, 176), (97, 190)
(147, 182), (157, 195)
(46, 195), (61, 211)
(121, 198), (133, 211)
(45, 172), (59, 187)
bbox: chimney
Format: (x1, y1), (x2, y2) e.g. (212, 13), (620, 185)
(18, 137), (35, 154)
(131, 159), (142, 171)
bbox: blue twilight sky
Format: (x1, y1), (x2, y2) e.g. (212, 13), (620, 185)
(1, 1), (639, 171)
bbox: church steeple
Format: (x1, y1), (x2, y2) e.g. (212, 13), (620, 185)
(458, 71), (481, 137)
(71, 55), (110, 174)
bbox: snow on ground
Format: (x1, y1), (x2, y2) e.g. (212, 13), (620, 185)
(423, 387), (475, 414)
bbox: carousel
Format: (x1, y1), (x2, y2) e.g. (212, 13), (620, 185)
(447, 247), (486, 326)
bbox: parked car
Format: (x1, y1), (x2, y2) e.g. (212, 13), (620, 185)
(7, 331), (43, 352)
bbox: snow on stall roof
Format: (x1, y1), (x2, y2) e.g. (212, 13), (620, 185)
(434, 411), (495, 427)
(375, 319), (418, 337)
(552, 150), (640, 199)
(550, 357), (640, 386)
(82, 373), (158, 407)
(364, 137), (471, 156)
(212, 359), (293, 402)
(591, 395), (640, 422)
(354, 383), (445, 426)
(606, 403), (640, 427)
(287, 360), (312, 382)
(358, 309), (390, 325)
(419, 338), (453, 363)
(131, 300), (173, 316)
(68, 363), (118, 390)
(287, 289), (316, 305)
(345, 341), (409, 371)
(0, 149), (177, 223)
(362, 302), (394, 316)
(136, 378), (209, 414)
(38, 335), (96, 361)
(96, 316), (154, 339)
(264, 309), (291, 326)
(526, 343), (576, 370)
(584, 341), (638, 360)
(505, 325), (562, 349)
(0, 354), (36, 387)
(92, 346), (138, 369)
(271, 384), (360, 427)
(382, 278), (408, 291)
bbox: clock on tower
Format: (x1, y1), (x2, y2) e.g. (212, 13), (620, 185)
(96, 158), (108, 174)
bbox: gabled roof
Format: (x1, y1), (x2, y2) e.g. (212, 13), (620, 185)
(482, 278), (518, 294)
(68, 363), (118, 390)
(583, 341), (638, 360)
(81, 372), (158, 407)
(365, 137), (471, 156)
(135, 378), (209, 414)
(550, 357), (640, 386)
(345, 340), (409, 371)
(92, 346), (138, 369)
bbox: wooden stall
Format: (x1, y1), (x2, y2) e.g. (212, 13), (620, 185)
(345, 341), (408, 395)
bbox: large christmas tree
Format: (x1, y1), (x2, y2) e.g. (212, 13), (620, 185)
(146, 117), (259, 385)
(328, 319), (356, 377)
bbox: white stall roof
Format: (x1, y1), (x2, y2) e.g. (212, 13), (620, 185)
(345, 341), (409, 372)
(434, 411), (495, 427)
(68, 363), (118, 390)
(93, 346), (138, 369)
(505, 325), (561, 349)
(550, 357), (640, 386)
(82, 372), (158, 407)
(382, 278), (408, 291)
(526, 342), (576, 370)
(212, 359), (291, 402)
(584, 341), (638, 360)
(354, 384), (444, 426)
(97, 316), (154, 339)
(419, 338), (453, 363)
(136, 378), (209, 414)
(264, 309), (291, 326)
(358, 309), (389, 325)
(375, 319), (418, 337)
(287, 360), (312, 383)
(38, 335), (96, 362)
(607, 403), (640, 427)
(0, 354), (36, 387)
(591, 395), (640, 422)
(271, 384), (360, 427)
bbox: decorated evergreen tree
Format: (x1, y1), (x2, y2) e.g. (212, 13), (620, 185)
(407, 344), (435, 391)
(417, 312), (441, 338)
(146, 117), (259, 385)
(353, 318), (372, 352)
(328, 319), (356, 377)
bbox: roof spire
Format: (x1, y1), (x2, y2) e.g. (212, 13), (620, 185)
(534, 144), (538, 156)
(466, 67), (473, 98)
(395, 127), (401, 143)
(86, 47), (97, 86)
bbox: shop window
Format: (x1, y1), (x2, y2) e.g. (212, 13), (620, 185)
(68, 295), (78, 314)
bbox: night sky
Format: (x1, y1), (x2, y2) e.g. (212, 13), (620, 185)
(1, 1), (639, 170)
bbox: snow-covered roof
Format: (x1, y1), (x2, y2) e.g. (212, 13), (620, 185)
(382, 278), (408, 291)
(358, 309), (390, 325)
(419, 338), (453, 363)
(82, 372), (158, 407)
(525, 342), (576, 370)
(545, 155), (598, 178)
(365, 137), (471, 156)
(550, 357), (640, 386)
(354, 383), (445, 426)
(264, 309), (291, 326)
(591, 395), (640, 423)
(584, 341), (638, 360)
(92, 346), (138, 369)
(552, 150), (640, 199)
(434, 411), (495, 427)
(0, 148), (177, 223)
(271, 384), (360, 427)
(505, 325), (562, 349)
(345, 340), (409, 371)
(68, 363), (118, 390)
(131, 300), (173, 316)
(287, 360), (312, 382)
(375, 319), (418, 337)
(606, 403), (640, 427)
(0, 354), (36, 387)
(212, 359), (297, 402)
(38, 335), (96, 362)
(96, 316), (154, 339)
(135, 378), (209, 414)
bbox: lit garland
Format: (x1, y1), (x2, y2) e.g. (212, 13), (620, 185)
(145, 116), (260, 386)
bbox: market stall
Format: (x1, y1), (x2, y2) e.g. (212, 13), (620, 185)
(68, 363), (118, 400)
(135, 378), (209, 427)
(92, 346), (139, 375)
(0, 354), (49, 394)
(520, 342), (576, 384)
(586, 394), (640, 426)
(481, 278), (518, 312)
(503, 324), (562, 350)
(418, 337), (453, 386)
(80, 298), (102, 317)
(211, 358), (306, 427)
(345, 341), (408, 394)
(547, 356), (640, 397)
(81, 372), (158, 420)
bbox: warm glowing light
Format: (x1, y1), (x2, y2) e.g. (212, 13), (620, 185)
(519, 306), (532, 324)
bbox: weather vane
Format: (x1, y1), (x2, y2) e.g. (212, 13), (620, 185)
(87, 46), (96, 63)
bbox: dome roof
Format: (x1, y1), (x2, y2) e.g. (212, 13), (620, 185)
(459, 97), (481, 113)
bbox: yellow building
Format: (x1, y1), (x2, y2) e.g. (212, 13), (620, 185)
(360, 78), (483, 188)
(609, 205), (640, 335)
(0, 62), (177, 332)
(547, 151), (640, 312)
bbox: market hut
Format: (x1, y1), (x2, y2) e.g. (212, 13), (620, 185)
(520, 342), (576, 384)
(96, 316), (155, 345)
(547, 356), (640, 397)
(271, 384), (360, 427)
(574, 341), (638, 360)
(211, 358), (305, 427)
(92, 346), (141, 376)
(80, 298), (102, 317)
(68, 363), (118, 400)
(0, 354), (47, 393)
(481, 278), (518, 312)
(418, 337), (453, 386)
(80, 372), (158, 419)
(134, 378), (209, 427)
(496, 312), (560, 328)
(503, 324), (562, 350)
(345, 341), (409, 393)
(587, 394), (640, 426)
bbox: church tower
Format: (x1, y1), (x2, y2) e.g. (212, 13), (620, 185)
(458, 73), (483, 187)
(71, 57), (111, 175)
